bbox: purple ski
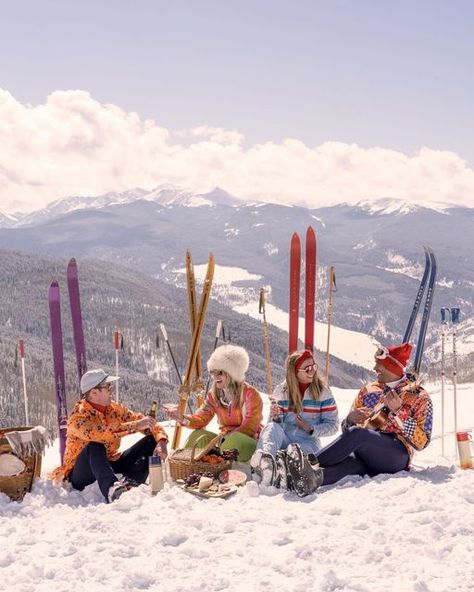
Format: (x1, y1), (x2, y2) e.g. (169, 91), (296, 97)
(67, 258), (87, 381)
(48, 281), (68, 462)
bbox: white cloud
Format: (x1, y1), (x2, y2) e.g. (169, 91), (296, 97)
(1, 89), (474, 212)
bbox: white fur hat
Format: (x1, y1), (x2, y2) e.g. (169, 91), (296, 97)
(207, 344), (249, 383)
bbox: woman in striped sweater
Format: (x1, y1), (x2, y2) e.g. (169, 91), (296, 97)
(251, 349), (339, 487)
(165, 344), (263, 462)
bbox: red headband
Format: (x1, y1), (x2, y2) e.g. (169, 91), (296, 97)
(295, 350), (314, 371)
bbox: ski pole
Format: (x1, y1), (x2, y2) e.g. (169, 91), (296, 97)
(18, 339), (29, 425)
(113, 330), (123, 402)
(159, 323), (182, 385)
(205, 320), (223, 394)
(451, 307), (460, 458)
(440, 308), (450, 457)
(325, 267), (337, 383)
(259, 289), (273, 394)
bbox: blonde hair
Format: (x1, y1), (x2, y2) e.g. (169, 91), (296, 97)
(211, 371), (245, 407)
(286, 350), (326, 413)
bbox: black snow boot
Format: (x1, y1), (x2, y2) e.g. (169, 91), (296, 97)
(274, 450), (293, 491)
(286, 443), (323, 497)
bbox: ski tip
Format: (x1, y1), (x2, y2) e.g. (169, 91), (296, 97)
(68, 257), (77, 266)
(49, 280), (59, 289)
(290, 233), (301, 247)
(306, 226), (315, 237)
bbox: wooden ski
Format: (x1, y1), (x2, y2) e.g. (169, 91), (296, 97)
(186, 251), (204, 408)
(172, 253), (214, 449)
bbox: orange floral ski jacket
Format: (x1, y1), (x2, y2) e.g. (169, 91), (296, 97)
(50, 399), (167, 480)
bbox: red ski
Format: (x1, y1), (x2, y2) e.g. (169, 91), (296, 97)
(288, 233), (301, 353)
(304, 226), (317, 352)
(289, 227), (317, 354)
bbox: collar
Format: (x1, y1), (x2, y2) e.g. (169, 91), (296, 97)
(385, 375), (407, 389)
(87, 401), (109, 414)
(298, 382), (307, 397)
(219, 389), (233, 407)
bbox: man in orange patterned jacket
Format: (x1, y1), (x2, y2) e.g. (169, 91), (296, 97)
(285, 343), (433, 496)
(50, 368), (168, 503)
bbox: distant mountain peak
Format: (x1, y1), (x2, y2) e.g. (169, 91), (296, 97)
(353, 197), (451, 216)
(0, 208), (18, 228)
(199, 186), (242, 206)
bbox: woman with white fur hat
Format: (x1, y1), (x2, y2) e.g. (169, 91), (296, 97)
(165, 344), (263, 461)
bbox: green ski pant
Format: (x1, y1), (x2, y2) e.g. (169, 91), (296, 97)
(183, 429), (257, 462)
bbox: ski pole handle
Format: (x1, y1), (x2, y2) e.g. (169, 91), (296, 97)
(451, 308), (460, 324)
(160, 323), (168, 342)
(440, 307), (450, 323)
(114, 330), (121, 350)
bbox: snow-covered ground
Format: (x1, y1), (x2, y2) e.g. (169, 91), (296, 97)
(1, 382), (473, 592)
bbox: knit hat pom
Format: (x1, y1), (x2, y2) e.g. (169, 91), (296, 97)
(375, 343), (412, 376)
(207, 344), (249, 383)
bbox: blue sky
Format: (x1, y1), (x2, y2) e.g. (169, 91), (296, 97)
(1, 1), (473, 211)
(3, 0), (473, 160)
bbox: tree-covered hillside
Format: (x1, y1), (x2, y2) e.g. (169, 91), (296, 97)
(0, 251), (368, 435)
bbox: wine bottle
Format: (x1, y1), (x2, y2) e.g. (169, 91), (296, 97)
(145, 400), (158, 435)
(148, 400), (157, 418)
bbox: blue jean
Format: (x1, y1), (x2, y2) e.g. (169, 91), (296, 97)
(69, 435), (156, 501)
(317, 426), (410, 486)
(256, 421), (320, 457)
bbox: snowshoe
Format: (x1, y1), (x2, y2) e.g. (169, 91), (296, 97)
(286, 443), (323, 497)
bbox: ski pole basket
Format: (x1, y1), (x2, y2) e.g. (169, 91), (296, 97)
(0, 427), (42, 502)
(168, 434), (232, 481)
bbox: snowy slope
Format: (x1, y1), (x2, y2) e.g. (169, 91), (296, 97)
(1, 383), (473, 592)
(176, 263), (380, 369)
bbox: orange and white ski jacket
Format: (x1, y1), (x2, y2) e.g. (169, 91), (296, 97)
(186, 384), (263, 439)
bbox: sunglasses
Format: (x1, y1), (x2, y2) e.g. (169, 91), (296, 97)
(210, 370), (224, 377)
(374, 347), (405, 370)
(97, 383), (112, 390)
(297, 363), (317, 373)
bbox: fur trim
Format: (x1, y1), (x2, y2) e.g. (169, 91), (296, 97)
(207, 345), (249, 383)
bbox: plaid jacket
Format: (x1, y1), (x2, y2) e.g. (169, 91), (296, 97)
(343, 377), (433, 460)
(50, 399), (167, 480)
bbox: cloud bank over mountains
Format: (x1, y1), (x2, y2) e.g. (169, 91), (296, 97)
(1, 88), (473, 213)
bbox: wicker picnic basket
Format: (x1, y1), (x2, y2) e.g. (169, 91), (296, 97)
(168, 434), (232, 481)
(0, 427), (42, 502)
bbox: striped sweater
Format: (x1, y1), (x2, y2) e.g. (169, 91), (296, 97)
(272, 381), (339, 447)
(185, 384), (263, 439)
(343, 377), (433, 460)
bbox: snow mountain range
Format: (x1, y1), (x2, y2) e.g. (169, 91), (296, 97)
(1, 185), (473, 378)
